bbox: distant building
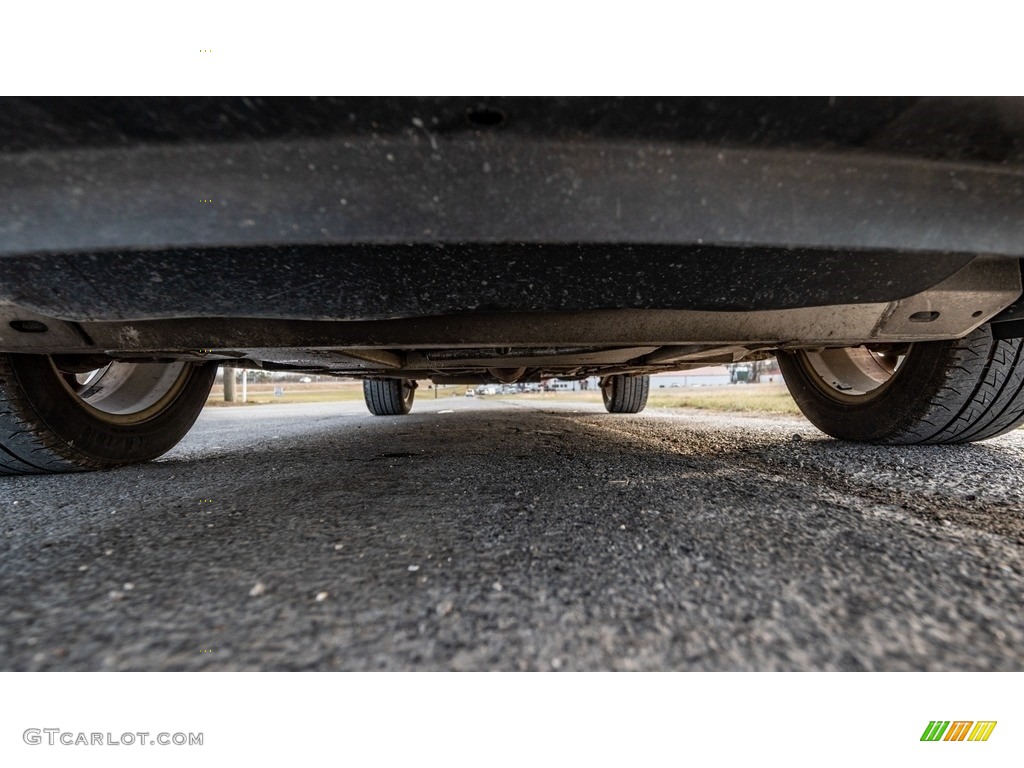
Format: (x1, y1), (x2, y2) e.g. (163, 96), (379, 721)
(651, 366), (731, 388)
(544, 376), (601, 391)
(727, 359), (783, 384)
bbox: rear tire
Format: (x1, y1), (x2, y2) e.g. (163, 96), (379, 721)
(601, 374), (650, 413)
(778, 324), (1024, 444)
(363, 378), (416, 416)
(0, 355), (216, 474)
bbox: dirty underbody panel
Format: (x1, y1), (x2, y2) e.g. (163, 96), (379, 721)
(2, 97), (1023, 384)
(0, 253), (1018, 384)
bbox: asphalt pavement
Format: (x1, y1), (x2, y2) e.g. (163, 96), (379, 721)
(2, 396), (1023, 671)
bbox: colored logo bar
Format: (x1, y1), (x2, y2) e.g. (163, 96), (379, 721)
(921, 721), (996, 742)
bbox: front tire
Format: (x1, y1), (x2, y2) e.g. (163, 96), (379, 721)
(0, 355), (217, 474)
(363, 378), (416, 416)
(778, 324), (1024, 444)
(601, 374), (650, 413)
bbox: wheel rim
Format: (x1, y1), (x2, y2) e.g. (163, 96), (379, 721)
(51, 358), (193, 425)
(401, 380), (415, 407)
(795, 345), (909, 403)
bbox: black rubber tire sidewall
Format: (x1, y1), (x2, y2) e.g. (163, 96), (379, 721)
(777, 341), (954, 443)
(7, 355), (217, 466)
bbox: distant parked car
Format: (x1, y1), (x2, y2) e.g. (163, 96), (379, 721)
(465, 389), (475, 397)
(299, 376), (312, 383)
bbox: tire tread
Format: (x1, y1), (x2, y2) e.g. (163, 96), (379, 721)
(781, 325), (1024, 445)
(603, 374), (650, 414)
(363, 379), (413, 416)
(0, 356), (107, 474)
(0, 355), (215, 475)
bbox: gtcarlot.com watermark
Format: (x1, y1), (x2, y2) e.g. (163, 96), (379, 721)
(24, 729), (203, 746)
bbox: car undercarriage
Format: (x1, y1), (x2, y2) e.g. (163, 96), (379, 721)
(2, 97), (1024, 470)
